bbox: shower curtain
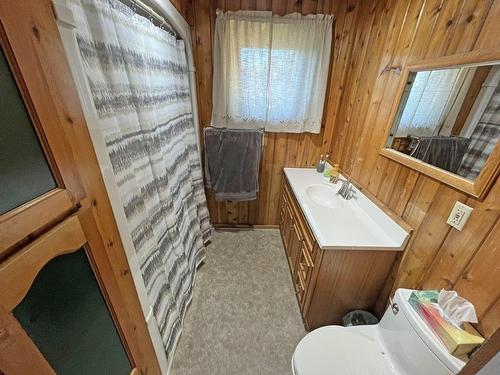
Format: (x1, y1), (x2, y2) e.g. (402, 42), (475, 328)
(67, 0), (211, 361)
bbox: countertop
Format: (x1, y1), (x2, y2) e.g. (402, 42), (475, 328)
(284, 168), (409, 251)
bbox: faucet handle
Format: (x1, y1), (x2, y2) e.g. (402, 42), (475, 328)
(347, 185), (353, 199)
(346, 185), (355, 200)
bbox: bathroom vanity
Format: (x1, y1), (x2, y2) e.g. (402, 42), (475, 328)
(280, 168), (410, 330)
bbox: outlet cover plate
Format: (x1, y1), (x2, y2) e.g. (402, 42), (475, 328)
(447, 201), (473, 231)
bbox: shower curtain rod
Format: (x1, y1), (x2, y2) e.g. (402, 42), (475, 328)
(123, 0), (171, 31)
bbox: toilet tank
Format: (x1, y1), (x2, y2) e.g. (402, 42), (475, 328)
(378, 289), (466, 375)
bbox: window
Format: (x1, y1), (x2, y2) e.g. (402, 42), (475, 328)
(212, 11), (333, 134)
(239, 47), (310, 123)
(397, 68), (469, 137)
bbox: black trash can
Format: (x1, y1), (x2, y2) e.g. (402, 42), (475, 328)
(343, 310), (379, 326)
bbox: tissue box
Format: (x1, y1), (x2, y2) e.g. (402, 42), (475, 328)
(409, 291), (484, 355)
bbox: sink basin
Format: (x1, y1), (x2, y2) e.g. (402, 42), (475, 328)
(306, 184), (343, 208)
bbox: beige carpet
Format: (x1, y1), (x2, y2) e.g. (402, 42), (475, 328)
(170, 229), (306, 375)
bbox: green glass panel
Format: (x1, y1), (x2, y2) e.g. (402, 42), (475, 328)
(13, 249), (132, 375)
(0, 47), (56, 214)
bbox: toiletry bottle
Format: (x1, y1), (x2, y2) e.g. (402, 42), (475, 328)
(316, 154), (325, 173)
(323, 166), (331, 177)
(323, 154), (332, 177)
(330, 164), (340, 183)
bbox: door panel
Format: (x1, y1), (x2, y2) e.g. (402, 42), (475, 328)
(280, 193), (294, 269)
(289, 221), (303, 277)
(0, 305), (55, 375)
(13, 248), (131, 375)
(0, 47), (56, 215)
(0, 1), (160, 371)
(0, 214), (132, 374)
(0, 19), (84, 256)
(0, 17), (84, 202)
(0, 189), (74, 255)
(0, 215), (86, 310)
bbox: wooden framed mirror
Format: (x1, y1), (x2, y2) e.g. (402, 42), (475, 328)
(380, 51), (500, 199)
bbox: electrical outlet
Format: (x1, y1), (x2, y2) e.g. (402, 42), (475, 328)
(446, 201), (473, 231)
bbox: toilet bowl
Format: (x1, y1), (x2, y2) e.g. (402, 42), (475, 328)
(292, 289), (466, 375)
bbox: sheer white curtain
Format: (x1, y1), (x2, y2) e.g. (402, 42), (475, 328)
(212, 10), (333, 133)
(396, 68), (468, 137)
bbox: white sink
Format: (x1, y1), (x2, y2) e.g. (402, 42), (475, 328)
(306, 184), (343, 209)
(285, 168), (410, 250)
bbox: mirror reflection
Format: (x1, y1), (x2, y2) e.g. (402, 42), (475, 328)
(386, 63), (500, 180)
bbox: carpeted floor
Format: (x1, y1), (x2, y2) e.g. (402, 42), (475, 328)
(170, 229), (306, 375)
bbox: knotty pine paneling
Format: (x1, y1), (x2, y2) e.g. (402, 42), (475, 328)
(175, 0), (500, 338)
(321, 0), (500, 339)
(179, 0), (336, 226)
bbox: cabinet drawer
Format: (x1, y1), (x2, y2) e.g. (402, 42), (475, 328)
(297, 242), (314, 292)
(302, 239), (317, 267)
(295, 268), (305, 303)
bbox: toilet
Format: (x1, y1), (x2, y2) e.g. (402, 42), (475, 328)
(292, 289), (466, 375)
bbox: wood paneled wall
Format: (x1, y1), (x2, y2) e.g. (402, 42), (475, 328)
(176, 0), (336, 226)
(319, 0), (500, 339)
(175, 0), (500, 338)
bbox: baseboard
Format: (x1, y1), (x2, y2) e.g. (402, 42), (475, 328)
(212, 224), (279, 230)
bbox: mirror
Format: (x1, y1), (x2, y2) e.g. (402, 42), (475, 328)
(386, 62), (500, 183)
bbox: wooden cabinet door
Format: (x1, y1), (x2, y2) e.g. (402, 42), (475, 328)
(279, 193), (289, 248)
(290, 230), (305, 303)
(288, 222), (303, 277)
(279, 193), (295, 268)
(280, 180), (310, 303)
(295, 241), (315, 308)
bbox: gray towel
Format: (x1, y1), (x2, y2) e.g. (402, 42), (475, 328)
(204, 127), (263, 201)
(411, 136), (470, 173)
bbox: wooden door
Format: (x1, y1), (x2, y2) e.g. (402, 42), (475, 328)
(0, 212), (134, 374)
(0, 21), (83, 256)
(0, 0), (160, 372)
(0, 305), (55, 374)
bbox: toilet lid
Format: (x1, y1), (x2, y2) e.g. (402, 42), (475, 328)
(292, 326), (394, 375)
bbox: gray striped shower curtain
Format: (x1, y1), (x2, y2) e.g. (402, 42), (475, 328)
(68, 0), (211, 362)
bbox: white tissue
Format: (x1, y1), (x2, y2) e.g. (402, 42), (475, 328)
(438, 289), (478, 327)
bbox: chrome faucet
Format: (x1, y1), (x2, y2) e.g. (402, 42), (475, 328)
(329, 175), (354, 200)
(337, 178), (353, 200)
